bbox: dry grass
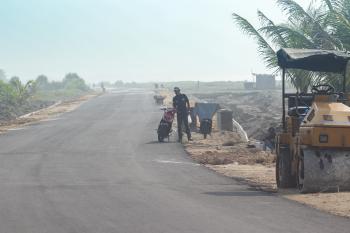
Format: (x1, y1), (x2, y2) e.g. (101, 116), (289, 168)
(283, 191), (350, 218)
(208, 164), (276, 192)
(207, 161), (350, 218)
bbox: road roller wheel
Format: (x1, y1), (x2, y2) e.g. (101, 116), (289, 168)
(297, 150), (305, 192)
(297, 149), (350, 193)
(276, 146), (296, 188)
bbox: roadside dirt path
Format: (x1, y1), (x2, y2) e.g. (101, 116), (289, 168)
(186, 128), (350, 218)
(0, 93), (100, 133)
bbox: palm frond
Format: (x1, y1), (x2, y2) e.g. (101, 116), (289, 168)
(260, 24), (315, 48)
(323, 0), (335, 11)
(277, 0), (343, 49)
(257, 11), (288, 48)
(232, 13), (277, 69)
(288, 70), (316, 93)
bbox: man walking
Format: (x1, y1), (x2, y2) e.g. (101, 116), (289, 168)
(173, 87), (192, 142)
(263, 127), (276, 151)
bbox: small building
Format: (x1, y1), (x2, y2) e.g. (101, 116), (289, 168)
(244, 81), (255, 90)
(255, 74), (276, 90)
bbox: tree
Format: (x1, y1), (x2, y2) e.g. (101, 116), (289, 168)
(63, 73), (89, 91)
(9, 76), (36, 105)
(63, 73), (81, 83)
(35, 75), (49, 90)
(0, 69), (6, 81)
(233, 0), (350, 92)
(115, 80), (124, 86)
(9, 76), (22, 92)
(0, 80), (16, 105)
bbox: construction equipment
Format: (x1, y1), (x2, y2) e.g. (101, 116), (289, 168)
(276, 48), (350, 193)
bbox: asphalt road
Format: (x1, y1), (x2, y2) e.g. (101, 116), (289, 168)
(0, 90), (349, 233)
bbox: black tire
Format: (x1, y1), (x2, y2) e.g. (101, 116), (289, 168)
(200, 119), (211, 139)
(297, 150), (305, 192)
(157, 121), (170, 143)
(158, 134), (164, 142)
(276, 146), (296, 188)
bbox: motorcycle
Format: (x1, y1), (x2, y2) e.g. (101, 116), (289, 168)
(157, 108), (176, 142)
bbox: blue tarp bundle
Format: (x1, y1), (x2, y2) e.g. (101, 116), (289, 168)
(194, 103), (220, 121)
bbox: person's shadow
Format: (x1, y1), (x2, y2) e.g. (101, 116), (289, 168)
(145, 141), (176, 144)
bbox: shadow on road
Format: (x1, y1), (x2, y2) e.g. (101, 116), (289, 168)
(203, 191), (272, 197)
(146, 141), (177, 144)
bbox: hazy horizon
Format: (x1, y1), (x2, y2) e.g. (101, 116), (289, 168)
(0, 0), (311, 83)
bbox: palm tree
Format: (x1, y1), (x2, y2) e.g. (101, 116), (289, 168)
(9, 77), (36, 105)
(233, 0), (350, 92)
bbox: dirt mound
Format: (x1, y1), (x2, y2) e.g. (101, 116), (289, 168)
(185, 131), (275, 166)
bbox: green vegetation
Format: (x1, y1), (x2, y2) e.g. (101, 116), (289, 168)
(0, 69), (6, 81)
(233, 0), (350, 92)
(33, 73), (90, 101)
(0, 72), (90, 121)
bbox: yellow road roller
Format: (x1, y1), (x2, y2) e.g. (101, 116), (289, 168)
(276, 48), (350, 193)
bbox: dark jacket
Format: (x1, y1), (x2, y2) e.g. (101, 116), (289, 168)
(173, 94), (189, 114)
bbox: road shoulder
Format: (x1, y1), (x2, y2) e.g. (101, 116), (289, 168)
(0, 93), (100, 133)
(185, 130), (350, 218)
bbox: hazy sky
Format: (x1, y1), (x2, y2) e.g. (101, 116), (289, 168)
(0, 0), (312, 83)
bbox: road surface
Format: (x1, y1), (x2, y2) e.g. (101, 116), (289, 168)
(0, 90), (349, 233)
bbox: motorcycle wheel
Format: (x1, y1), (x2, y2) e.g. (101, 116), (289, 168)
(158, 134), (164, 142)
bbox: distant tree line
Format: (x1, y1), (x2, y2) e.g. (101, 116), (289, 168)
(35, 73), (89, 92)
(0, 70), (89, 120)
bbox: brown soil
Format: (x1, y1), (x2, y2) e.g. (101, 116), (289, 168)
(186, 130), (350, 218)
(185, 131), (275, 166)
(208, 164), (276, 192)
(284, 192), (350, 218)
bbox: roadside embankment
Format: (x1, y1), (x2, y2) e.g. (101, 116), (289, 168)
(185, 130), (276, 192)
(0, 93), (100, 133)
(186, 121), (350, 218)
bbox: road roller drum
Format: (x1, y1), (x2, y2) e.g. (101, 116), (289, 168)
(299, 149), (350, 193)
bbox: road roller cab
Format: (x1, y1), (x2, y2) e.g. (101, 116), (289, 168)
(276, 48), (350, 193)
